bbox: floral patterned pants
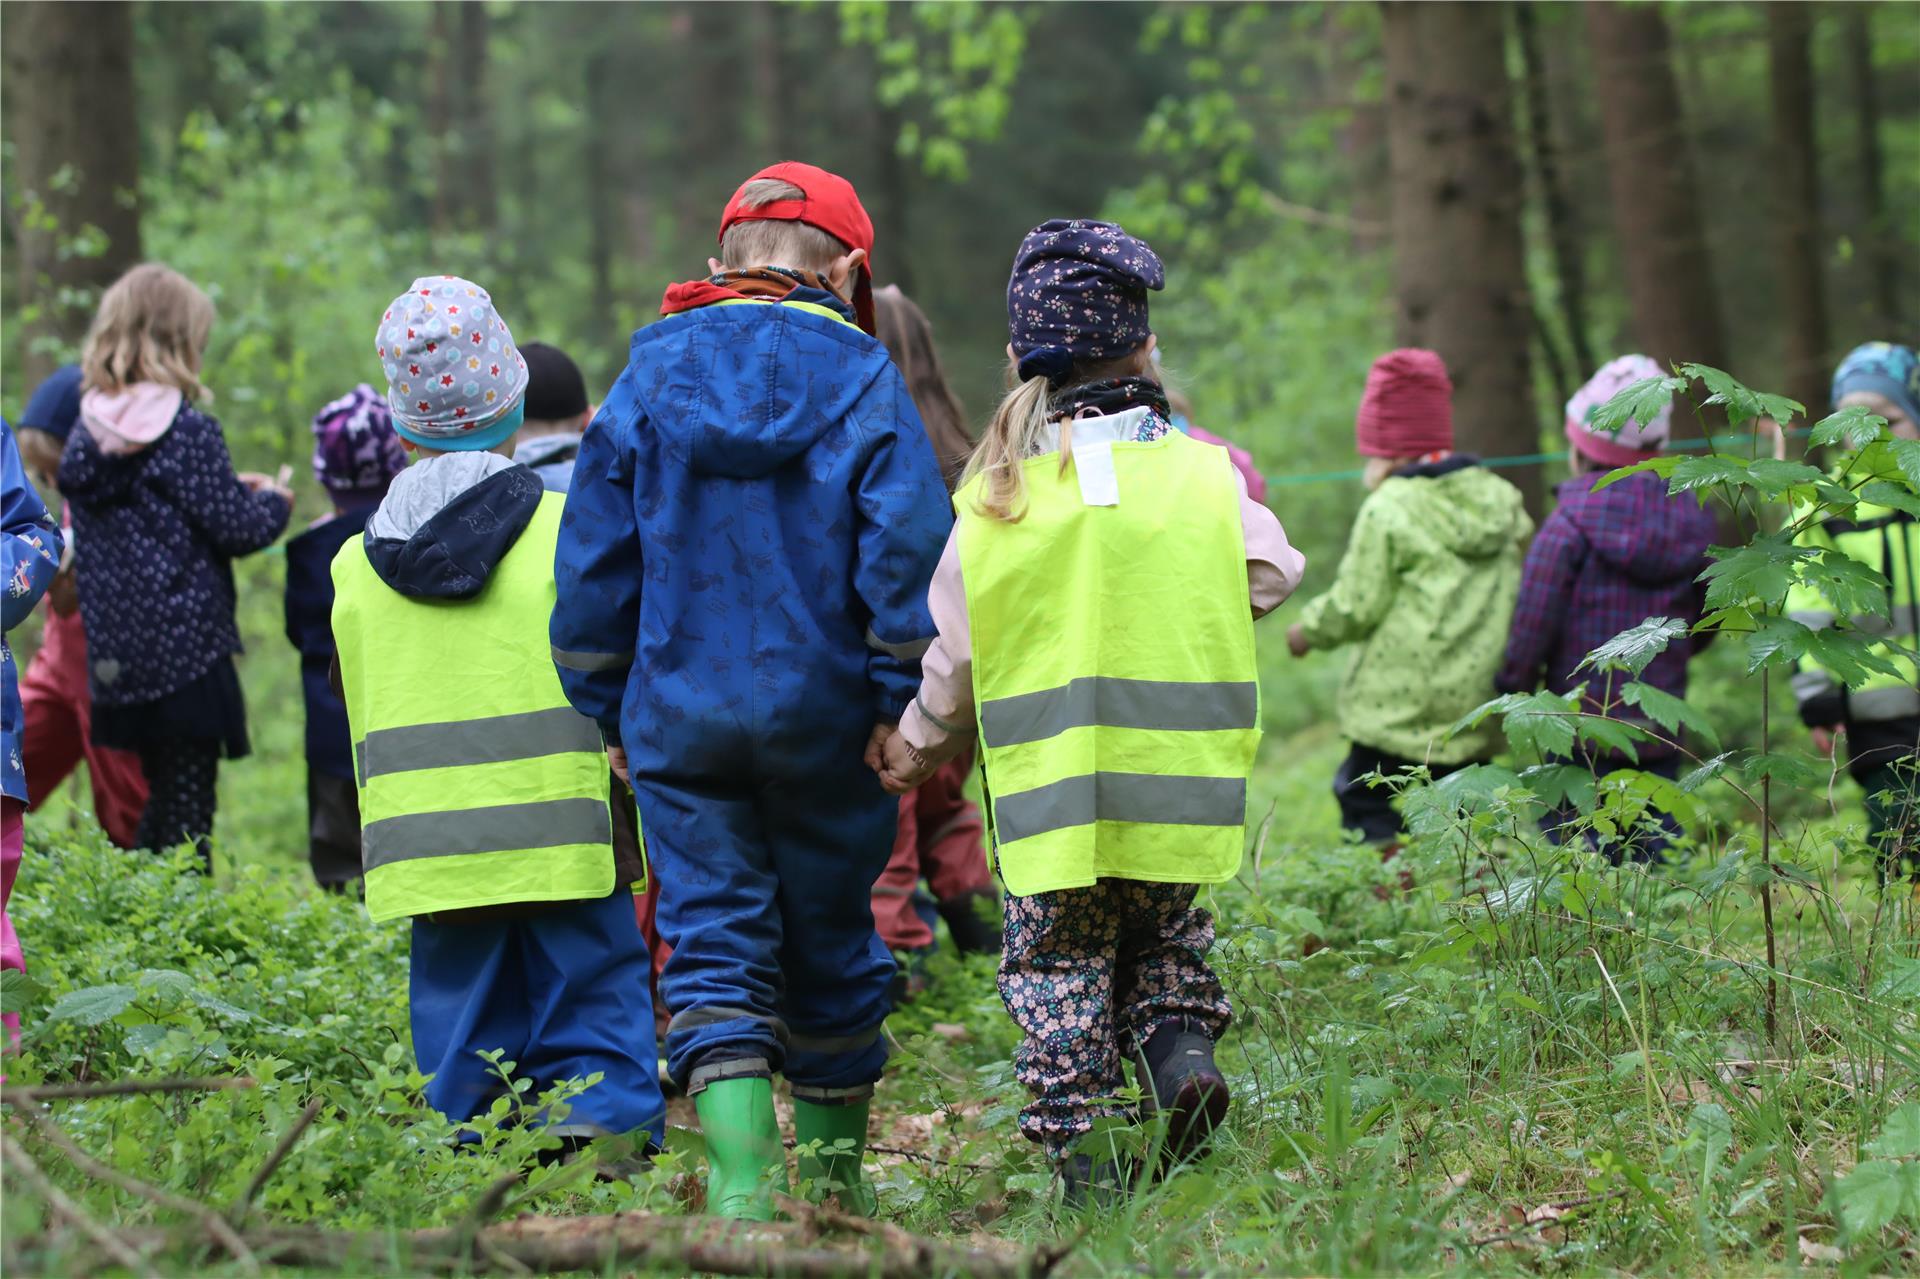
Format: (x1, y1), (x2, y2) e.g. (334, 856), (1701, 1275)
(997, 880), (1231, 1160)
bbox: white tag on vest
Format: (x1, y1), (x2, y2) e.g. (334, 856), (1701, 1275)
(1075, 440), (1120, 506)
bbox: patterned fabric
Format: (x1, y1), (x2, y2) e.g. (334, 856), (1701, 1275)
(375, 276), (529, 450)
(1832, 342), (1920, 423)
(1007, 219), (1164, 384)
(871, 749), (990, 952)
(58, 404), (290, 708)
(4, 422), (65, 799)
(1565, 355), (1672, 466)
(1496, 470), (1717, 760)
(999, 880), (1230, 1160)
(1294, 458), (1531, 764)
(312, 384), (407, 497)
(1355, 349), (1453, 459)
(1049, 376), (1171, 423)
(135, 738), (219, 870)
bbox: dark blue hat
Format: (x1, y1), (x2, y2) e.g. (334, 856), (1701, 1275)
(1007, 219), (1164, 385)
(20, 364), (83, 441)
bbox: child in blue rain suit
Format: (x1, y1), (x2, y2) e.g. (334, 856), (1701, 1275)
(550, 162), (949, 1218)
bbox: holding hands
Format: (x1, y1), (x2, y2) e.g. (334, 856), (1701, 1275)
(865, 720), (936, 795)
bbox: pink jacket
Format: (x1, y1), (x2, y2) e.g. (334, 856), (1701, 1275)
(900, 462), (1304, 758)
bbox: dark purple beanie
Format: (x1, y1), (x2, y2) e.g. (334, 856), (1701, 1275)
(1007, 219), (1165, 384)
(312, 384), (407, 497)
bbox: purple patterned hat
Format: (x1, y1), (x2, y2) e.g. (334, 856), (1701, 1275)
(312, 384), (407, 497)
(1006, 219), (1165, 384)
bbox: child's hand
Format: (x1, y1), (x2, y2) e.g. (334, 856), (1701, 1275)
(607, 744), (631, 786)
(863, 721), (896, 775)
(1286, 623), (1311, 658)
(1811, 725), (1841, 758)
(879, 731), (936, 795)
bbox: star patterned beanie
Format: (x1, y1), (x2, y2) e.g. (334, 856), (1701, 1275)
(375, 275), (529, 451)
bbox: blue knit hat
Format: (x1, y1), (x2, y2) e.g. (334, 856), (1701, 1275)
(375, 276), (529, 451)
(1831, 342), (1920, 427)
(20, 364), (84, 442)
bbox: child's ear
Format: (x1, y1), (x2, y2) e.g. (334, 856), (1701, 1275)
(826, 248), (868, 299)
(707, 257), (726, 276)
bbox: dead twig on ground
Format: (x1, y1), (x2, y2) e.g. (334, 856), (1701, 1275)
(229, 1096), (325, 1224)
(2, 1076), (256, 1104)
(0, 1131), (161, 1279)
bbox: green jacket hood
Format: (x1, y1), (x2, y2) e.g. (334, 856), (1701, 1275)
(1379, 462), (1529, 561)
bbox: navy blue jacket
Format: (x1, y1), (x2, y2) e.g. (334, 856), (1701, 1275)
(549, 300), (950, 781)
(59, 406), (290, 707)
(283, 508), (372, 779)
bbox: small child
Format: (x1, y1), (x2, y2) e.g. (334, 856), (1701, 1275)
(1286, 349), (1531, 855)
(4, 420), (65, 1049)
(14, 365), (149, 849)
(282, 386), (407, 891)
(57, 264), (294, 871)
(550, 163), (950, 1218)
(335, 275), (664, 1149)
(1790, 342), (1920, 885)
(511, 342), (593, 492)
(878, 220), (1305, 1201)
(1497, 356), (1718, 860)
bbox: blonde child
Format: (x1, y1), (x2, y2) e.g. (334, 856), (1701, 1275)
(879, 220), (1305, 1203)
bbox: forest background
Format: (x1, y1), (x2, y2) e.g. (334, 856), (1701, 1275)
(3, 2), (1920, 1276)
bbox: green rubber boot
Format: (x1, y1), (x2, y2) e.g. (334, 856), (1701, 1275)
(793, 1097), (877, 1216)
(693, 1078), (788, 1220)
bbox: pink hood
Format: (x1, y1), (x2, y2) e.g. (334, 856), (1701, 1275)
(79, 383), (185, 455)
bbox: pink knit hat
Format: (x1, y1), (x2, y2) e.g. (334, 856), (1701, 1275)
(1565, 354), (1671, 467)
(1355, 349), (1454, 458)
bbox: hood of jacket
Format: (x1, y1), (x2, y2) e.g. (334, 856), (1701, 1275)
(512, 431), (584, 471)
(626, 301), (893, 479)
(1381, 458), (1527, 559)
(1557, 470), (1716, 584)
(363, 452), (544, 599)
(80, 383), (185, 456)
(58, 394), (194, 504)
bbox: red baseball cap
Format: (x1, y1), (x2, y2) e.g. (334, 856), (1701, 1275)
(717, 161), (876, 334)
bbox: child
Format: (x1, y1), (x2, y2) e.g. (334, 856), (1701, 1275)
(877, 219), (1305, 1201)
(14, 365), (149, 848)
(1497, 356), (1718, 860)
(512, 342), (593, 492)
(336, 275), (665, 1150)
(4, 421), (65, 1049)
(57, 264), (293, 871)
(1286, 349), (1531, 853)
(1790, 341), (1920, 885)
(550, 162), (950, 1218)
(282, 386), (407, 890)
(868, 285), (997, 969)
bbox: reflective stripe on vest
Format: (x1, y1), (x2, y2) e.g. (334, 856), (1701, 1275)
(330, 492), (616, 922)
(957, 429), (1259, 896)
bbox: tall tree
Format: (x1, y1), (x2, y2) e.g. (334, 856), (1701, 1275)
(456, 2), (497, 236)
(1380, 1), (1540, 512)
(4, 0), (144, 386)
(1844, 4), (1900, 337)
(1586, 1), (1728, 403)
(1768, 3), (1832, 417)
(1513, 2), (1596, 381)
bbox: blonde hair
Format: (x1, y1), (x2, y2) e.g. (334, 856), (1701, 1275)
(962, 347), (1154, 523)
(81, 263), (216, 400)
(718, 178), (849, 272)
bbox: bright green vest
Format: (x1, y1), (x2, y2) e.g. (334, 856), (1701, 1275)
(1788, 502), (1920, 720)
(956, 430), (1260, 897)
(331, 493), (615, 923)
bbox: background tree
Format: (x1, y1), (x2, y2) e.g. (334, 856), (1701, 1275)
(1767, 1), (1832, 417)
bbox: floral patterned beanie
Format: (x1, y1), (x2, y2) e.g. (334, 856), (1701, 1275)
(1006, 219), (1164, 385)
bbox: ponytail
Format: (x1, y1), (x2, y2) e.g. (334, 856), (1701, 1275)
(961, 373), (1053, 523)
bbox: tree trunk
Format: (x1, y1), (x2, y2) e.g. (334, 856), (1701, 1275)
(427, 2), (454, 236)
(1844, 4), (1899, 337)
(4, 0), (144, 387)
(1381, 1), (1541, 513)
(585, 50), (616, 343)
(456, 2), (496, 236)
(1514, 1), (1596, 381)
(1767, 3), (1831, 418)
(1586, 1), (1728, 403)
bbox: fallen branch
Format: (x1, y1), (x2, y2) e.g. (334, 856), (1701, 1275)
(230, 1096), (326, 1224)
(787, 1136), (993, 1173)
(0, 1131), (162, 1279)
(2, 1076), (256, 1104)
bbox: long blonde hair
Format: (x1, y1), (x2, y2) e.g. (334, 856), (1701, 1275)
(81, 263), (216, 400)
(963, 347), (1153, 522)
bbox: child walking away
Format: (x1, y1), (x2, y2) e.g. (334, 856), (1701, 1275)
(1790, 342), (1920, 887)
(868, 285), (998, 971)
(550, 163), (950, 1219)
(5, 421), (65, 1049)
(511, 343), (593, 492)
(1497, 356), (1717, 861)
(57, 264), (293, 871)
(336, 276), (665, 1152)
(283, 386), (407, 891)
(14, 366), (149, 848)
(1286, 349), (1531, 858)
(877, 220), (1305, 1204)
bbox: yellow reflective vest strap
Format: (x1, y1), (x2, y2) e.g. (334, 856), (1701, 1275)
(1787, 503), (1920, 721)
(330, 493), (616, 922)
(955, 431), (1259, 896)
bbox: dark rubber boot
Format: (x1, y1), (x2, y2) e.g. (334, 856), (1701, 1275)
(1059, 1153), (1133, 1210)
(937, 890), (1002, 955)
(1134, 1018), (1230, 1161)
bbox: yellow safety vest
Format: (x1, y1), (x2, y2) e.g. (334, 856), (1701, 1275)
(1788, 501), (1920, 721)
(956, 428), (1260, 896)
(331, 493), (616, 922)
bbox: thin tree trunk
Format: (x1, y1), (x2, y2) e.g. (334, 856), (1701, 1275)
(3, 0), (144, 387)
(457, 2), (497, 236)
(585, 51), (616, 343)
(1768, 3), (1832, 418)
(1844, 4), (1899, 336)
(428, 3), (454, 236)
(1381, 1), (1541, 513)
(1586, 1), (1728, 415)
(1514, 2), (1596, 380)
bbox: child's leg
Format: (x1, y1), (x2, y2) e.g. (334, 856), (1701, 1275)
(871, 801), (935, 954)
(305, 771), (362, 890)
(517, 889), (667, 1144)
(1862, 758), (1920, 883)
(134, 740), (219, 870)
(998, 884), (1127, 1162)
(1332, 744), (1407, 845)
(409, 916), (530, 1130)
(1112, 882), (1231, 1052)
(2, 796), (23, 1051)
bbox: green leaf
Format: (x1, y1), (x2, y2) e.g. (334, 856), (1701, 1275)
(46, 983), (137, 1026)
(1805, 627), (1908, 686)
(1874, 956), (1920, 1000)
(1836, 1159), (1912, 1236)
(1858, 480), (1920, 520)
(1593, 455), (1680, 492)
(1589, 375), (1689, 441)
(1889, 438), (1920, 492)
(1679, 753), (1734, 792)
(1741, 752), (1822, 788)
(1745, 615), (1811, 672)
(1743, 458), (1825, 494)
(1675, 363), (1803, 429)
(1701, 532), (1813, 610)
(1810, 404), (1889, 450)
(1798, 550), (1893, 619)
(1867, 1103), (1920, 1158)
(1576, 716), (1646, 761)
(1578, 617), (1689, 677)
(1620, 682), (1721, 749)
(0, 969), (46, 1016)
(1669, 455), (1755, 494)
